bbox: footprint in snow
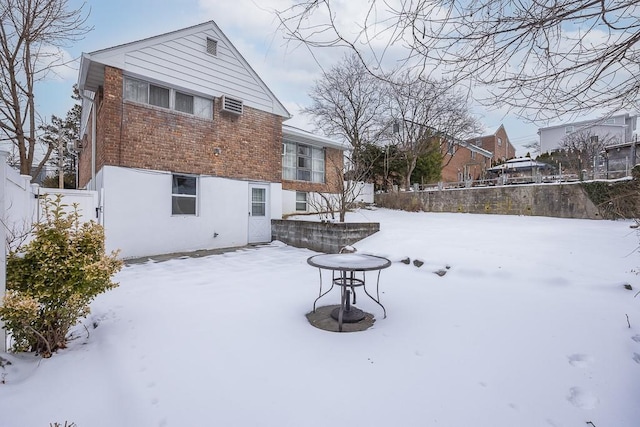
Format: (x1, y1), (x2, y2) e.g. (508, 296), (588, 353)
(633, 353), (640, 365)
(568, 353), (593, 368)
(632, 334), (640, 343)
(566, 387), (599, 409)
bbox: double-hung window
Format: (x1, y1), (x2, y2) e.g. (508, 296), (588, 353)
(296, 192), (308, 211)
(282, 140), (325, 183)
(124, 77), (213, 120)
(172, 174), (197, 215)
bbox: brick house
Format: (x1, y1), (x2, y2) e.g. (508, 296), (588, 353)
(76, 21), (344, 258)
(466, 124), (516, 165)
(440, 139), (493, 183)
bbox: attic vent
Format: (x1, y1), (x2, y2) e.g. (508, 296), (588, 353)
(221, 95), (243, 115)
(206, 38), (218, 56)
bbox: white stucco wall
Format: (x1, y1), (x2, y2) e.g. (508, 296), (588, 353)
(282, 182), (374, 217)
(101, 166), (280, 259)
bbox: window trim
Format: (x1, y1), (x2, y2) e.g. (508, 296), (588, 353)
(282, 140), (325, 183)
(123, 76), (213, 120)
(295, 191), (308, 211)
(171, 174), (198, 216)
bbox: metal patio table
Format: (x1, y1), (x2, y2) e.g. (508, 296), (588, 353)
(307, 253), (391, 332)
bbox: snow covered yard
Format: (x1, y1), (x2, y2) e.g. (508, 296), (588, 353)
(1, 209), (640, 427)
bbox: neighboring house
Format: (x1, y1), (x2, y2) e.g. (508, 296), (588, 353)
(487, 157), (555, 183)
(76, 21), (344, 258)
(440, 138), (494, 183)
(467, 124), (516, 165)
(603, 139), (640, 178)
(538, 113), (637, 154)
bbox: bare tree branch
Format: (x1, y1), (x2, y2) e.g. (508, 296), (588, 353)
(276, 0), (640, 122)
(0, 0), (91, 176)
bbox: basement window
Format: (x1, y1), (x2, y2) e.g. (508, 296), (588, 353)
(296, 192), (308, 211)
(172, 174), (197, 215)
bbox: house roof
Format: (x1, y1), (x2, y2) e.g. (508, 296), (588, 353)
(77, 21), (290, 119)
(537, 113), (635, 133)
(457, 139), (493, 158)
(487, 157), (554, 172)
(282, 125), (346, 151)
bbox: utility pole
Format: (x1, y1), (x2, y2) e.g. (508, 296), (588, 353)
(58, 126), (64, 189)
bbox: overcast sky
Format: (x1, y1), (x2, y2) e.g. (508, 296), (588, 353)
(33, 0), (551, 156)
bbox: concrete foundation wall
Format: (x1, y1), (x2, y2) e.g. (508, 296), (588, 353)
(375, 182), (601, 219)
(272, 220), (380, 253)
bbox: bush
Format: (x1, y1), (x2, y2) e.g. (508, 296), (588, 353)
(0, 195), (122, 357)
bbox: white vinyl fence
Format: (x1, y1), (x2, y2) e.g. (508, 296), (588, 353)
(1, 151), (98, 352)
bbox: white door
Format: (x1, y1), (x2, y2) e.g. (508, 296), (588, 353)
(248, 184), (271, 243)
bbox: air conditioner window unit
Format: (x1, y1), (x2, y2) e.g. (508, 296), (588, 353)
(221, 95), (243, 115)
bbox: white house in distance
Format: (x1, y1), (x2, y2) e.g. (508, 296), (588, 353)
(538, 113), (637, 153)
(76, 21), (345, 259)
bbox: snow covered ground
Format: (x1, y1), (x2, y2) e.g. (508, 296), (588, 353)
(1, 208), (640, 427)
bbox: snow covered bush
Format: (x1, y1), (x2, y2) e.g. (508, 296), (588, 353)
(0, 195), (122, 357)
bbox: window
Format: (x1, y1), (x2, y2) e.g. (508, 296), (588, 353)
(149, 84), (170, 108)
(590, 135), (599, 144)
(565, 126), (575, 134)
(124, 78), (147, 103)
(124, 77), (213, 120)
(497, 137), (502, 147)
(251, 188), (266, 217)
(282, 141), (325, 183)
(172, 174), (197, 215)
(296, 192), (307, 211)
(175, 91), (194, 114)
(447, 141), (456, 155)
(471, 151), (476, 160)
(194, 97), (213, 119)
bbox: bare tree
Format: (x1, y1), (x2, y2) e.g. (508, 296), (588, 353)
(308, 148), (379, 222)
(0, 0), (90, 177)
(276, 0), (640, 121)
(302, 53), (387, 175)
(523, 140), (541, 157)
(387, 72), (479, 189)
(559, 130), (616, 176)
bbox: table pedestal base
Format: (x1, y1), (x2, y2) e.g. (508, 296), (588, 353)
(330, 306), (366, 323)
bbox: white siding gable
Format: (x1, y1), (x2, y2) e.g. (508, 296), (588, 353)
(82, 21), (289, 118)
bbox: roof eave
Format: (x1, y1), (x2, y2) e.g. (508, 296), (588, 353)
(282, 125), (346, 150)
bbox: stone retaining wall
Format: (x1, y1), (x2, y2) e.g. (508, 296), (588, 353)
(271, 220), (380, 253)
(375, 182), (601, 219)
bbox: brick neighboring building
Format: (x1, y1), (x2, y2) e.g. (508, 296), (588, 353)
(467, 124), (516, 165)
(77, 21), (344, 258)
(440, 139), (493, 183)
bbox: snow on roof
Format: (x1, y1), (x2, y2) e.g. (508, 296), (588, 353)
(487, 157), (554, 172)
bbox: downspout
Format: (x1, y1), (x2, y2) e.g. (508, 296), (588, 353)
(80, 92), (97, 191)
(91, 97), (96, 191)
